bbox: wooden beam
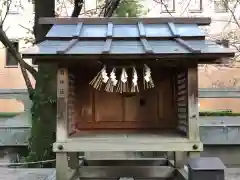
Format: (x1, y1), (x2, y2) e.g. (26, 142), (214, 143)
(39, 17), (211, 25)
(187, 66), (200, 141)
(188, 151), (200, 158)
(57, 68), (69, 141)
(68, 152), (80, 169)
(176, 70), (188, 135)
(53, 138), (203, 152)
(56, 153), (78, 180)
(174, 152), (188, 168)
(22, 53), (235, 66)
(56, 68), (73, 180)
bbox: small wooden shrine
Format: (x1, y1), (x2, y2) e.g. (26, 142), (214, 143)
(22, 17), (235, 180)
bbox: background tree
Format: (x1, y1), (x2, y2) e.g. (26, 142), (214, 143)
(115, 0), (145, 17)
(0, 0), (37, 94)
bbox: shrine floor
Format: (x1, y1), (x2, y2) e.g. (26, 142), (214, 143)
(0, 167), (240, 180)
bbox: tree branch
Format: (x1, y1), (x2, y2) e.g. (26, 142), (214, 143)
(103, 0), (121, 17)
(153, 0), (173, 16)
(213, 0), (240, 59)
(19, 24), (34, 34)
(0, 0), (12, 26)
(223, 0), (240, 28)
(0, 0), (36, 97)
(71, 0), (84, 17)
(228, 8), (240, 29)
(0, 27), (37, 91)
(230, 0), (240, 28)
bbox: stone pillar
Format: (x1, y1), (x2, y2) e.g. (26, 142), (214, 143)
(187, 157), (225, 180)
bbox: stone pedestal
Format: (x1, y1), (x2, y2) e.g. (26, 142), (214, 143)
(188, 157), (225, 180)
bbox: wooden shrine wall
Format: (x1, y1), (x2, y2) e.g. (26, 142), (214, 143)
(176, 69), (188, 135)
(69, 67), (178, 131)
(68, 72), (76, 135)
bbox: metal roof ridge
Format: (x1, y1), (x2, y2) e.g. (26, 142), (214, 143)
(39, 17), (211, 26)
(44, 36), (206, 41)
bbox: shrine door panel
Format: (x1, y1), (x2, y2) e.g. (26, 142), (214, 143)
(74, 67), (177, 130)
(124, 90), (158, 122)
(94, 91), (123, 122)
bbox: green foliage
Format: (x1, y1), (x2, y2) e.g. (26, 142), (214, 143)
(115, 0), (145, 17)
(0, 112), (20, 118)
(199, 111), (240, 116)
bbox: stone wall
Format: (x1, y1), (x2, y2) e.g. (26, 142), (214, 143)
(198, 65), (240, 112)
(0, 42), (35, 113)
(1, 64), (240, 113)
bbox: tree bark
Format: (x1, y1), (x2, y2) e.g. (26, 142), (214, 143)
(28, 0), (86, 167)
(34, 0), (55, 43)
(71, 0), (84, 17)
(27, 0), (56, 167)
(103, 0), (121, 17)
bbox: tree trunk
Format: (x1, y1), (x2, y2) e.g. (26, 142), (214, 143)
(26, 0), (56, 168)
(33, 0), (55, 43)
(27, 0), (122, 167)
(71, 0), (84, 17)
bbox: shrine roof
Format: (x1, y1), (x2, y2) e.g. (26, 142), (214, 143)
(21, 17), (235, 62)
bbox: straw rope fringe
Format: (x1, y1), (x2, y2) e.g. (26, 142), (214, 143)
(90, 64), (154, 93)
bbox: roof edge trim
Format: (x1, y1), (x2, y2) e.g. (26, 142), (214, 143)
(39, 17), (211, 26)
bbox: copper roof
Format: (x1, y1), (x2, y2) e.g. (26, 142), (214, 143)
(21, 17), (235, 62)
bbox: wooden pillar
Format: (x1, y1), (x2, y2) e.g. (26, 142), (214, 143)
(174, 152), (188, 168)
(67, 72), (80, 169)
(187, 66), (200, 158)
(56, 68), (77, 180)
